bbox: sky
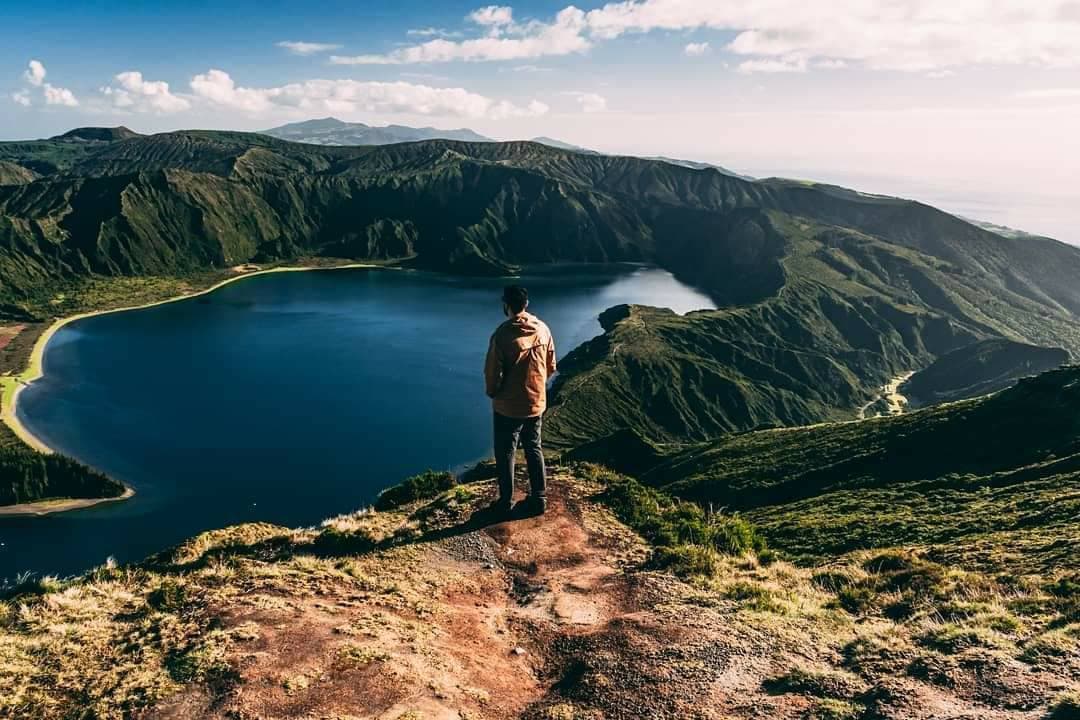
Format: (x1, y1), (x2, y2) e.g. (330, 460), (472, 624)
(2, 0), (1079, 242)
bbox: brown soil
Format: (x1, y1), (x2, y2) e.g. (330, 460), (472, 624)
(142, 470), (1074, 720)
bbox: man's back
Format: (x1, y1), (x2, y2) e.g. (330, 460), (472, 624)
(485, 311), (557, 419)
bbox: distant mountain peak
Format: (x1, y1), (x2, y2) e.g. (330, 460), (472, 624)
(260, 118), (492, 146)
(530, 136), (594, 153)
(52, 126), (141, 143)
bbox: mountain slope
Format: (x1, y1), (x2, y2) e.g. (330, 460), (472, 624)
(644, 366), (1080, 567)
(899, 338), (1067, 404)
(0, 161), (37, 185)
(3, 130), (1080, 451)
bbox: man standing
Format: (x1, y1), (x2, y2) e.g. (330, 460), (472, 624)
(484, 286), (557, 516)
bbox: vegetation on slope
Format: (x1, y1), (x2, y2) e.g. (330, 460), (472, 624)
(900, 337), (1067, 404)
(0, 423), (124, 505)
(642, 366), (1080, 570)
(4, 128), (1080, 501)
(1, 465), (1075, 719)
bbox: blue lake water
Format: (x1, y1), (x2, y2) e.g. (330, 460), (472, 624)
(2, 266), (714, 580)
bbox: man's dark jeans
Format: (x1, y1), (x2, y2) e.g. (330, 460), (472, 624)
(493, 412), (546, 506)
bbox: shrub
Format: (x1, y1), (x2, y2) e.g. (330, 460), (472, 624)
(812, 570), (859, 593)
(0, 572), (65, 600)
(917, 624), (1006, 654)
(1048, 692), (1080, 720)
(809, 699), (863, 720)
(709, 514), (766, 556)
(148, 578), (189, 612)
(878, 561), (947, 599)
(837, 585), (877, 615)
(651, 544), (717, 577)
(1020, 630), (1077, 665)
(725, 581), (787, 613)
(312, 526), (378, 556)
(1047, 573), (1080, 599)
(598, 472), (766, 578)
(863, 551), (917, 574)
(374, 470), (455, 511)
(756, 548), (780, 566)
(829, 551), (949, 617)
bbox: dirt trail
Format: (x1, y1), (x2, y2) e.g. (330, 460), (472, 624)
(857, 370), (915, 419)
(145, 471), (1059, 720)
(146, 474), (776, 719)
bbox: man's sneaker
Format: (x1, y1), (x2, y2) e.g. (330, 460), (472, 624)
(525, 495), (547, 516)
(474, 498), (513, 520)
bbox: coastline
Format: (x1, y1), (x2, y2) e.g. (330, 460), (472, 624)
(0, 487), (136, 517)
(0, 261), (386, 513)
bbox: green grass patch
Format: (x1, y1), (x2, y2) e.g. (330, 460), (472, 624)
(374, 470), (455, 511)
(651, 545), (717, 577)
(336, 643), (389, 667)
(583, 465), (766, 579)
(917, 623), (1007, 654)
(725, 581), (788, 613)
(1020, 629), (1078, 666)
(808, 698), (864, 720)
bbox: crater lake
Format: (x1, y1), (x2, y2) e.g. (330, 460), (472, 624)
(3, 266), (714, 580)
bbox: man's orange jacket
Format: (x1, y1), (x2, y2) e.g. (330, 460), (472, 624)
(484, 312), (557, 419)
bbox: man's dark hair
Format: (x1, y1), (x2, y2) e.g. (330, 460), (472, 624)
(502, 285), (529, 313)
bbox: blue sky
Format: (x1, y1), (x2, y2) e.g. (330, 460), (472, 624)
(3, 1), (1079, 240)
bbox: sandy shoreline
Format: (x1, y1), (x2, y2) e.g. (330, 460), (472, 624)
(0, 262), (384, 515)
(0, 487), (136, 517)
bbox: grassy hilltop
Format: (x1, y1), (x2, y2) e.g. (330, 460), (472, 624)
(1, 458), (1076, 719)
(643, 366), (1080, 572)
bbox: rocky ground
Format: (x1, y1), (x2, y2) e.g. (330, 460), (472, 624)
(2, 465), (1077, 720)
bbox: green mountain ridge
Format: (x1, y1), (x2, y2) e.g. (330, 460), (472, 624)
(1, 127), (1079, 503)
(638, 365), (1080, 571)
(900, 337), (1068, 405)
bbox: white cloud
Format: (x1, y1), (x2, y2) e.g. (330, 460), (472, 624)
(101, 71), (191, 113)
(327, 1), (1080, 72)
(737, 56), (807, 74)
(815, 59), (848, 70)
(43, 83), (78, 106)
(564, 91), (607, 113)
(468, 5), (514, 28)
(17, 60), (78, 107)
(581, 0), (1080, 71)
(277, 41), (342, 56)
(24, 59), (46, 86)
(926, 69), (955, 79)
(509, 64), (551, 72)
(330, 7), (590, 64)
(189, 69), (548, 119)
(683, 42), (710, 57)
(1015, 87), (1080, 99)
